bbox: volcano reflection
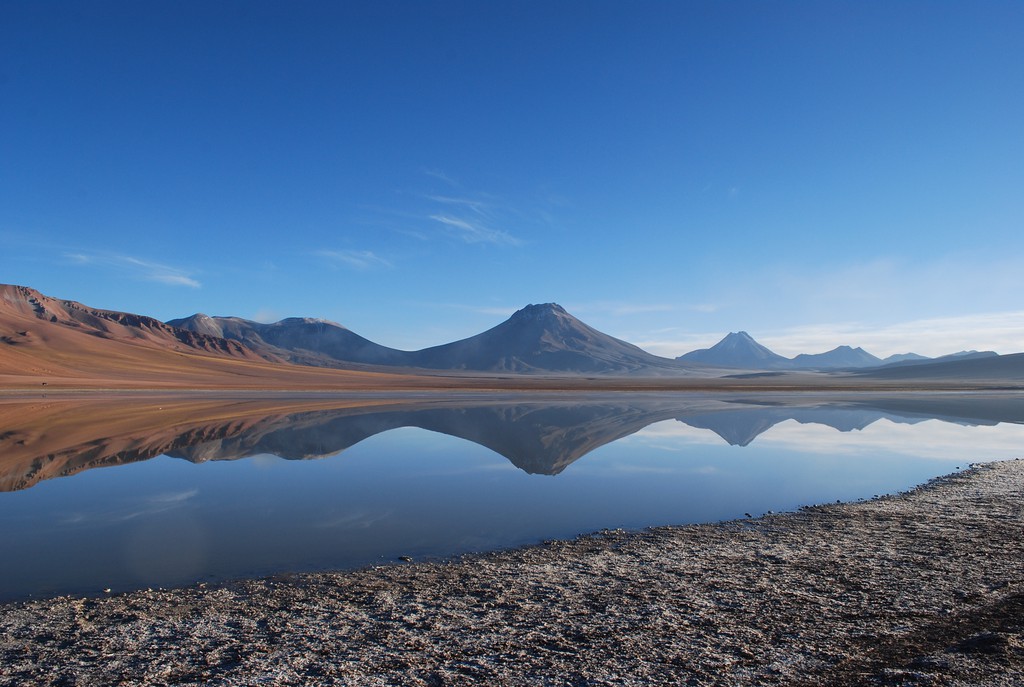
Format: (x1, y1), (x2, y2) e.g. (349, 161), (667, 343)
(3, 393), (1024, 491)
(3, 392), (1024, 600)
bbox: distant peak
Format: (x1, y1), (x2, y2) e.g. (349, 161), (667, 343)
(717, 331), (774, 351)
(510, 303), (568, 321)
(522, 302), (566, 313)
(720, 331), (759, 344)
(276, 316), (345, 328)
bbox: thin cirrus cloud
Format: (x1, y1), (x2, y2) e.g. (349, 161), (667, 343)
(425, 302), (519, 318)
(567, 301), (679, 317)
(429, 214), (522, 247)
(421, 167), (461, 187)
(316, 249), (393, 270)
(59, 489), (200, 527)
(426, 195), (491, 216)
(64, 252), (201, 288)
(421, 174), (523, 246)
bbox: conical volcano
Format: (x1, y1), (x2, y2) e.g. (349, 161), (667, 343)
(410, 303), (681, 374)
(676, 331), (791, 369)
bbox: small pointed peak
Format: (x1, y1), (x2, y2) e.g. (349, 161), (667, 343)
(511, 302), (568, 320)
(525, 302), (566, 313)
(720, 331), (758, 344)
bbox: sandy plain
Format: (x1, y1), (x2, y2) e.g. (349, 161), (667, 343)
(1, 458), (1022, 686)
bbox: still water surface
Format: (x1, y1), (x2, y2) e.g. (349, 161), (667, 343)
(1, 392), (1023, 600)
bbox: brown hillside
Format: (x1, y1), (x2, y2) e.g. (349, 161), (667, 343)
(0, 284), (421, 390)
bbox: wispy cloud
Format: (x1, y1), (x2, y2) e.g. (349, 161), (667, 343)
(568, 301), (677, 317)
(147, 489), (200, 504)
(316, 249), (393, 270)
(63, 252), (201, 288)
(426, 195), (492, 216)
(430, 214), (522, 246)
(471, 306), (520, 317)
(426, 302), (519, 318)
(395, 227), (431, 241)
(416, 169), (555, 247)
(344, 170), (567, 250)
(57, 489), (200, 527)
(250, 308), (283, 324)
(421, 167), (461, 187)
(634, 334), (728, 359)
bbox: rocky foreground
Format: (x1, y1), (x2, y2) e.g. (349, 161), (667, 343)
(2, 461), (1023, 686)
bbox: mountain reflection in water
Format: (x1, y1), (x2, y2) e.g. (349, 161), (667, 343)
(1, 392), (1023, 600)
(3, 393), (1024, 491)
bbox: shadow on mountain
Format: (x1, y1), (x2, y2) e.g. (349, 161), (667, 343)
(4, 393), (1024, 491)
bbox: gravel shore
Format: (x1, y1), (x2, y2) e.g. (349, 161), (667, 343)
(2, 460), (1022, 686)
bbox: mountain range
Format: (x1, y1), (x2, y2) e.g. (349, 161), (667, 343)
(165, 312), (409, 368)
(169, 306), (1007, 375)
(677, 330), (1000, 371)
(2, 283), (1022, 384)
(170, 302), (684, 375)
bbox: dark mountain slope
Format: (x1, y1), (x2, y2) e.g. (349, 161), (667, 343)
(791, 346), (883, 369)
(676, 331), (791, 369)
(855, 352), (1024, 381)
(408, 303), (685, 374)
(167, 314), (409, 367)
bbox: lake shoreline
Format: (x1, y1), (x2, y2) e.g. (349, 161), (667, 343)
(5, 373), (1024, 395)
(2, 460), (1023, 686)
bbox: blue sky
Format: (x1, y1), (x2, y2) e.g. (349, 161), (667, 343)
(2, 1), (1023, 358)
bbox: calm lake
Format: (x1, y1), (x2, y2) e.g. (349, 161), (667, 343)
(2, 391), (1023, 601)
